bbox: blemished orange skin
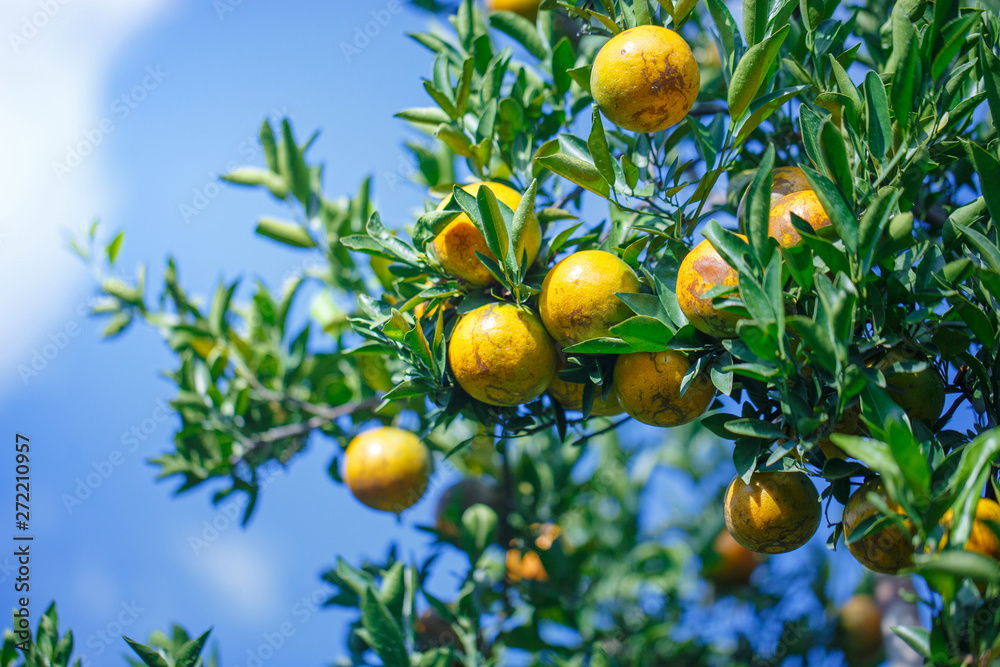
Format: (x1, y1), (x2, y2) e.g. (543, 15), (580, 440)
(590, 25), (700, 133)
(875, 349), (946, 424)
(613, 350), (715, 427)
(448, 303), (557, 407)
(431, 182), (542, 287)
(538, 250), (640, 347)
(506, 524), (562, 583)
(843, 478), (914, 574)
(547, 374), (624, 417)
(838, 594), (884, 665)
(940, 498), (1000, 562)
(676, 236), (745, 338)
(344, 427), (432, 513)
(768, 190), (833, 248)
(434, 478), (501, 539)
(485, 0), (540, 20)
(703, 529), (761, 587)
(724, 472), (821, 554)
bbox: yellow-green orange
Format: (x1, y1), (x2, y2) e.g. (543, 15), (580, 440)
(837, 594), (884, 666)
(449, 303), (557, 406)
(703, 529), (761, 587)
(940, 498), (1000, 562)
(431, 182), (541, 287)
(876, 349), (945, 423)
(676, 237), (744, 338)
(485, 0), (540, 20)
(613, 350), (715, 427)
(768, 190), (832, 248)
(724, 471), (821, 554)
(538, 250), (640, 346)
(548, 374), (624, 417)
(344, 427), (432, 513)
(842, 478), (914, 574)
(590, 25), (700, 133)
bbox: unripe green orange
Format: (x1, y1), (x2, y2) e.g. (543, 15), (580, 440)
(842, 478), (914, 574)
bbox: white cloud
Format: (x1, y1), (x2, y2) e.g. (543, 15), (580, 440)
(0, 0), (174, 394)
(180, 535), (281, 622)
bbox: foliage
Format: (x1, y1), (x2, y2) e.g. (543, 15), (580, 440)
(16, 0), (1000, 664)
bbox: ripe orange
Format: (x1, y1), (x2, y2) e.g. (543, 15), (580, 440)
(940, 498), (1000, 562)
(736, 165), (812, 227)
(842, 478), (914, 574)
(724, 471), (821, 554)
(431, 182), (542, 287)
(875, 349), (945, 424)
(703, 529), (761, 587)
(590, 25), (700, 133)
(538, 250), (640, 347)
(485, 0), (540, 20)
(613, 350), (715, 427)
(448, 302), (557, 407)
(837, 594), (883, 666)
(547, 373), (624, 417)
(344, 427), (432, 513)
(768, 190), (832, 248)
(434, 478), (501, 539)
(676, 236), (744, 338)
(506, 523), (562, 583)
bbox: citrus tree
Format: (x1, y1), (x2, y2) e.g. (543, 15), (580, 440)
(11, 0), (1000, 664)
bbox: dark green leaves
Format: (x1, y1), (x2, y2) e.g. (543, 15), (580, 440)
(743, 0), (769, 47)
(863, 72), (891, 162)
(744, 145), (775, 268)
(361, 585), (408, 667)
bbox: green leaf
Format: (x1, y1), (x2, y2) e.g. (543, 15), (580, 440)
(394, 107), (453, 125)
(511, 179), (537, 268)
(588, 106), (616, 187)
(461, 504), (498, 557)
(733, 85), (810, 145)
(828, 435), (901, 481)
(633, 0), (651, 25)
(609, 316), (672, 350)
(175, 630), (212, 667)
(534, 153), (610, 197)
(379, 562), (406, 622)
(947, 430), (1000, 547)
(361, 586), (408, 667)
(979, 38), (1000, 125)
(562, 337), (637, 354)
(931, 14), (980, 81)
(863, 72), (891, 162)
(728, 25), (790, 120)
(475, 183), (510, 266)
(964, 140), (1000, 226)
(706, 0), (742, 63)
(890, 22), (920, 130)
(725, 418), (784, 439)
(744, 145), (775, 268)
(892, 626), (931, 659)
(260, 119), (278, 173)
(818, 118), (853, 202)
(123, 638), (169, 667)
(913, 551), (1000, 584)
(885, 420), (930, 500)
(256, 217), (315, 249)
(366, 213), (419, 264)
(106, 231), (124, 263)
(828, 55), (861, 111)
(801, 166), (856, 254)
(489, 11), (546, 60)
(280, 119), (310, 205)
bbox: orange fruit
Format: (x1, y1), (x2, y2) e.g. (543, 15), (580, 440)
(676, 236), (745, 338)
(837, 594), (883, 666)
(842, 478), (914, 574)
(506, 523), (562, 583)
(875, 349), (945, 424)
(431, 182), (542, 287)
(590, 25), (700, 133)
(724, 471), (821, 554)
(613, 350), (715, 427)
(737, 165), (812, 227)
(940, 497), (1000, 562)
(816, 406), (861, 460)
(538, 250), (640, 347)
(344, 427), (432, 513)
(703, 529), (761, 587)
(448, 303), (557, 407)
(485, 0), (540, 20)
(434, 479), (501, 539)
(768, 190), (833, 248)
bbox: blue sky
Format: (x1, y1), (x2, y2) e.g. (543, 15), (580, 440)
(0, 0), (957, 664)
